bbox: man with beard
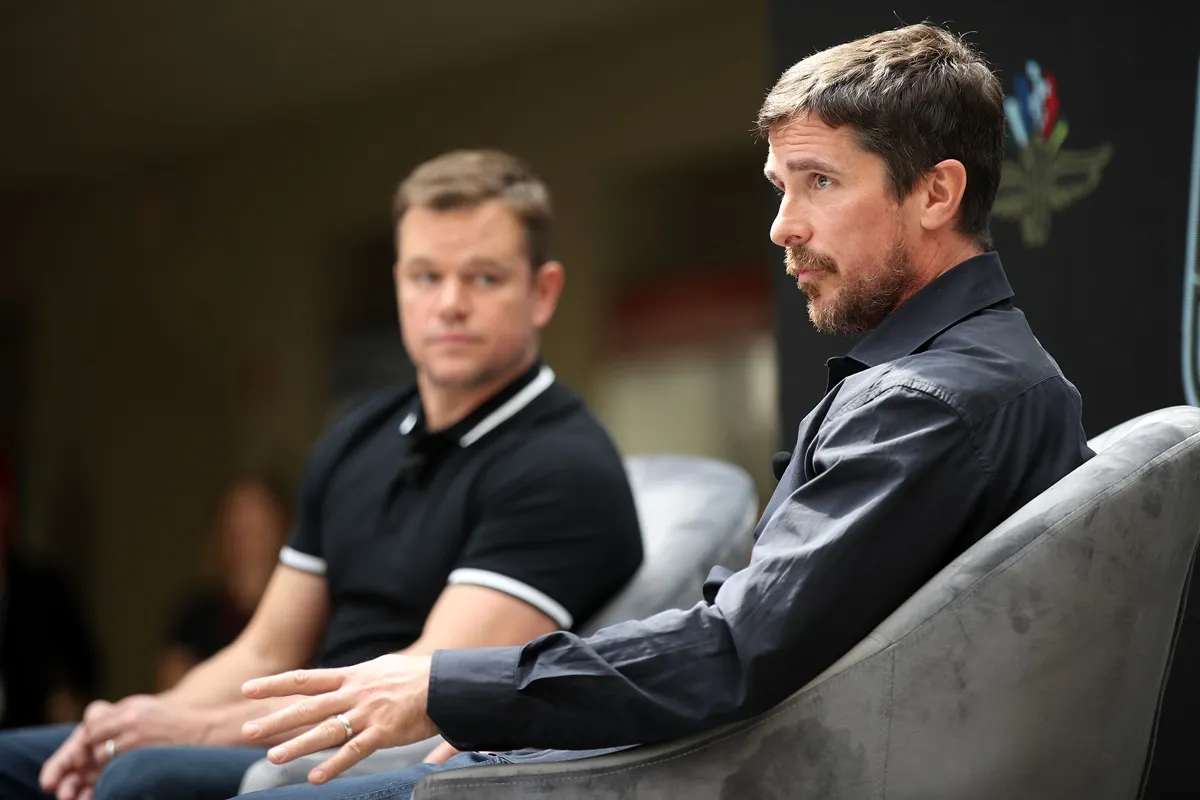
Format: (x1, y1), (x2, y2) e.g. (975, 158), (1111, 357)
(232, 23), (1094, 800)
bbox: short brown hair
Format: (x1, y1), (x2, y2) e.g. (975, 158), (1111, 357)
(758, 23), (1005, 248)
(393, 149), (554, 267)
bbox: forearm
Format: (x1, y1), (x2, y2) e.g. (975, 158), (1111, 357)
(429, 532), (933, 752)
(429, 602), (755, 752)
(161, 641), (294, 709)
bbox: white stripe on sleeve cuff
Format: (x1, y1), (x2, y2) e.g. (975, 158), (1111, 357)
(279, 545), (327, 576)
(447, 568), (573, 629)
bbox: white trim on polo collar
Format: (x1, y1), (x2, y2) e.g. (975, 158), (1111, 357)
(398, 365), (556, 447)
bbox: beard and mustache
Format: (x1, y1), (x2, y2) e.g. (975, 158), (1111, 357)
(785, 238), (918, 336)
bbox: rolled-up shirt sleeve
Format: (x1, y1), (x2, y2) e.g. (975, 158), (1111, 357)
(429, 383), (991, 751)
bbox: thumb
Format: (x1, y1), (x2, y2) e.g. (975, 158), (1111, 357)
(422, 741), (462, 765)
(82, 701), (113, 725)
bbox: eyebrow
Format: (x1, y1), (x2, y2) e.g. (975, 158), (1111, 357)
(399, 256), (512, 272)
(763, 157), (840, 184)
(399, 256), (434, 270)
(464, 256), (513, 272)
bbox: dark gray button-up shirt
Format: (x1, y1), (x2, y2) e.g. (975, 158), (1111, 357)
(428, 252), (1093, 752)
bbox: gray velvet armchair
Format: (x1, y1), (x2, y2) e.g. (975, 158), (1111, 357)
(1090, 410), (1200, 797)
(580, 454), (758, 636)
(414, 406), (1200, 799)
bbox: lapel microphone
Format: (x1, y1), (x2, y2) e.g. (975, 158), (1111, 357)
(772, 451), (792, 480)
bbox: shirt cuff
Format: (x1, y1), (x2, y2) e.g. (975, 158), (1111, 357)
(428, 646), (523, 751)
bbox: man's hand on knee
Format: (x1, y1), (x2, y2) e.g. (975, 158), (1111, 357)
(242, 653), (439, 785)
(80, 694), (211, 762)
(40, 711), (105, 798)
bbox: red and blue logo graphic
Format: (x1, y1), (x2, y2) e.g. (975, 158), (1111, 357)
(1004, 60), (1065, 152)
(992, 60), (1113, 248)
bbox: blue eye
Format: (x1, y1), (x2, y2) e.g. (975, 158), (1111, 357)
(814, 174), (833, 189)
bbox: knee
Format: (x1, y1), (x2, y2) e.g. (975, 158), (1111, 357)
(238, 757), (308, 794)
(93, 748), (178, 800)
(0, 725), (74, 791)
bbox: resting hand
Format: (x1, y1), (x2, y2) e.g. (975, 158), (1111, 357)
(82, 694), (210, 763)
(242, 654), (438, 785)
(40, 702), (110, 800)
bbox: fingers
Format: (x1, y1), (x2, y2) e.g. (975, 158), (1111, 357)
(243, 668), (344, 700)
(55, 772), (78, 800)
(243, 692), (350, 745)
(422, 741), (462, 765)
(89, 733), (131, 767)
(82, 701), (113, 726)
(83, 713), (126, 749)
(76, 702), (136, 770)
(263, 709), (358, 765)
(307, 728), (387, 784)
(55, 765), (100, 800)
(56, 772), (85, 800)
(40, 728), (91, 791)
(40, 752), (70, 791)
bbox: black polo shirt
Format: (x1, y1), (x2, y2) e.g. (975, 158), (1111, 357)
(280, 362), (643, 669)
(428, 252), (1094, 752)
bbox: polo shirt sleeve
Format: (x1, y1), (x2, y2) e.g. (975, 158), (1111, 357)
(278, 397), (380, 577)
(446, 434), (643, 631)
(278, 443), (331, 577)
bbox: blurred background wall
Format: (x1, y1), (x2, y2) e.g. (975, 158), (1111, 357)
(0, 0), (771, 698)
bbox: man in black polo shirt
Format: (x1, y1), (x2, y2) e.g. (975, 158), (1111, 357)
(0, 150), (642, 800)
(232, 24), (1094, 800)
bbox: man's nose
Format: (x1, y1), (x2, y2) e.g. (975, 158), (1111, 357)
(436, 278), (469, 317)
(770, 198), (812, 248)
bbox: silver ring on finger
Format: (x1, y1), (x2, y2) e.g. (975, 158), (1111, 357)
(105, 738), (117, 761)
(334, 713), (354, 743)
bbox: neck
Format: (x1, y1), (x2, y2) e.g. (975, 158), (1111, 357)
(916, 234), (985, 284)
(893, 234), (984, 309)
(419, 350), (538, 432)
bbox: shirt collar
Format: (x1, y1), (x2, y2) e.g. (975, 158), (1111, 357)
(826, 252), (1015, 390)
(399, 361), (556, 449)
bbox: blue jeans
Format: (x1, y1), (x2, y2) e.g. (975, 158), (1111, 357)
(237, 747), (625, 800)
(0, 724), (268, 800)
(235, 751), (513, 800)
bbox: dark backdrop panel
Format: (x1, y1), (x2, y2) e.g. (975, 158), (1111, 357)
(768, 1), (1200, 444)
